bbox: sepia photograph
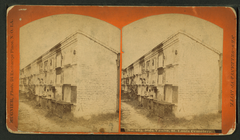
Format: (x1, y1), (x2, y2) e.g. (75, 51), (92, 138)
(6, 6), (236, 135)
(121, 14), (223, 132)
(18, 14), (120, 132)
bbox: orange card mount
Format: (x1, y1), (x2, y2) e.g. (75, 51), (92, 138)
(6, 6), (236, 135)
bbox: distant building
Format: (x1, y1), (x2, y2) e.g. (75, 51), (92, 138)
(121, 31), (222, 118)
(20, 31), (120, 118)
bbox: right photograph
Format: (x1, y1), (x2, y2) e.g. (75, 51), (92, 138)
(121, 14), (223, 133)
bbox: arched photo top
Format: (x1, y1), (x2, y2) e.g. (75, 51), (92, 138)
(122, 14), (223, 68)
(20, 14), (120, 69)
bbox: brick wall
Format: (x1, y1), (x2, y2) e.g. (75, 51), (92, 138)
(175, 34), (220, 118)
(73, 34), (118, 118)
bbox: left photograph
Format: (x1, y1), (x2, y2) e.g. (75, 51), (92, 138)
(18, 14), (120, 132)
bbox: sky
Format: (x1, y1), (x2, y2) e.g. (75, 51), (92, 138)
(122, 14), (223, 69)
(20, 14), (120, 69)
(20, 13), (223, 70)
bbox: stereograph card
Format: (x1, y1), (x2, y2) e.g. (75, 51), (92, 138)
(6, 6), (237, 135)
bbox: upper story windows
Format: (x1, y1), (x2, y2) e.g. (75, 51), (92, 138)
(49, 58), (54, 70)
(39, 62), (43, 73)
(56, 53), (62, 68)
(152, 58), (156, 70)
(146, 60), (150, 71)
(141, 61), (145, 73)
(158, 54), (163, 68)
(44, 60), (48, 71)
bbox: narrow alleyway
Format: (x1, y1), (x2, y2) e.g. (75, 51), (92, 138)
(121, 101), (160, 130)
(18, 100), (91, 132)
(18, 93), (119, 133)
(121, 100), (222, 131)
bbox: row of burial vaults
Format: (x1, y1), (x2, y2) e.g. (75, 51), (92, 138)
(122, 41), (179, 106)
(19, 40), (78, 105)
